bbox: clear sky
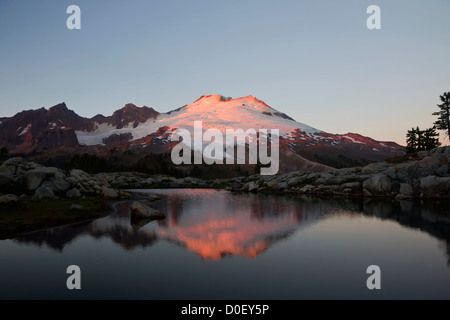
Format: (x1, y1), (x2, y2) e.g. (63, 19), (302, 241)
(1, 0), (449, 145)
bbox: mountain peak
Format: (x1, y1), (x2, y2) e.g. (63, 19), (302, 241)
(240, 95), (270, 108)
(117, 103), (158, 114)
(192, 94), (272, 109)
(193, 95), (232, 103)
(122, 103), (138, 112)
(48, 102), (68, 113)
(114, 104), (141, 116)
(108, 103), (159, 129)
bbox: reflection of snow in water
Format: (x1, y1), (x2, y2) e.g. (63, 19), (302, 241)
(90, 190), (313, 259)
(14, 190), (334, 258)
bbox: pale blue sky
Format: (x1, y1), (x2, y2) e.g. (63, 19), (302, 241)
(1, 0), (449, 145)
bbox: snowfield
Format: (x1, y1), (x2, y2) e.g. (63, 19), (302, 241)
(76, 94), (321, 146)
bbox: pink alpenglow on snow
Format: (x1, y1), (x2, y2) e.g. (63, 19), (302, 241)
(171, 120), (280, 175)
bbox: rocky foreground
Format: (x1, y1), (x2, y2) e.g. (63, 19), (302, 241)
(234, 146), (450, 199)
(1, 146), (450, 204)
(0, 157), (131, 204)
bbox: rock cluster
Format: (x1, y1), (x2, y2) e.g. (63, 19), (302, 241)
(92, 173), (219, 189)
(0, 157), (130, 201)
(231, 147), (450, 199)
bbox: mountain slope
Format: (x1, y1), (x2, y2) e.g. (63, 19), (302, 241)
(0, 95), (405, 171)
(75, 94), (321, 147)
(0, 103), (92, 153)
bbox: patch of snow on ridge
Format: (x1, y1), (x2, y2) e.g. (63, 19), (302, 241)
(18, 124), (31, 136)
(342, 135), (365, 144)
(76, 118), (172, 146)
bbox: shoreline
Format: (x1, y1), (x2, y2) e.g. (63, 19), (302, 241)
(2, 188), (450, 241)
(0, 191), (164, 240)
(1, 145), (450, 239)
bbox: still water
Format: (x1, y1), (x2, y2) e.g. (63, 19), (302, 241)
(1, 189), (450, 299)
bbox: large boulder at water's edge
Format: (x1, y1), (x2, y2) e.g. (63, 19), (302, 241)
(363, 174), (392, 196)
(131, 201), (165, 219)
(103, 188), (119, 199)
(33, 185), (58, 200)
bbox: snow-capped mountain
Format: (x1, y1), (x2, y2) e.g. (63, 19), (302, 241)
(0, 95), (404, 170)
(75, 94), (319, 146)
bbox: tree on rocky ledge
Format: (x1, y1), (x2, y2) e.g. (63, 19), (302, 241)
(406, 126), (440, 153)
(432, 92), (450, 139)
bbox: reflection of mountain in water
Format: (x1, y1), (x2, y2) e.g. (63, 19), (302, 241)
(156, 192), (305, 259)
(14, 190), (450, 261)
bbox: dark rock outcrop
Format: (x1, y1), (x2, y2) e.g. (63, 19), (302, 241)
(232, 146), (450, 199)
(36, 128), (79, 149)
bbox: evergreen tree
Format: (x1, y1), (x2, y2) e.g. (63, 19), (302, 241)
(424, 126), (441, 150)
(406, 126), (440, 153)
(406, 127), (419, 153)
(432, 92), (450, 139)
